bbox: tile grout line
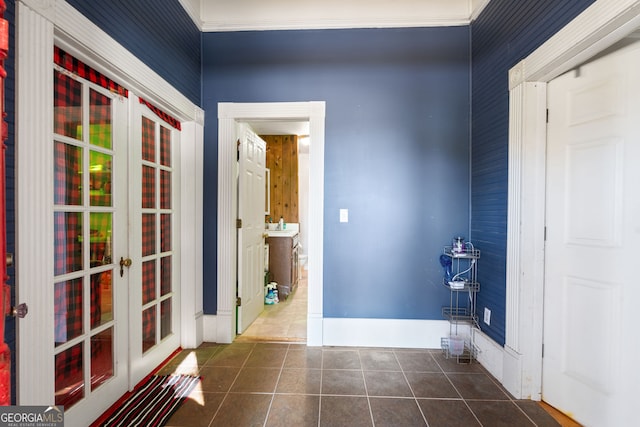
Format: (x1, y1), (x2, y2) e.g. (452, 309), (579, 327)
(356, 349), (376, 426)
(261, 343), (290, 427)
(206, 342), (255, 427)
(393, 348), (431, 427)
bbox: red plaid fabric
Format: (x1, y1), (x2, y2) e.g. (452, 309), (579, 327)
(91, 328), (114, 391)
(142, 116), (156, 162)
(160, 170), (171, 209)
(142, 213), (156, 257)
(89, 89), (112, 149)
(142, 165), (156, 209)
(54, 70), (83, 139)
(161, 214), (171, 253)
(160, 126), (172, 166)
(142, 260), (156, 305)
(55, 343), (84, 407)
(54, 212), (83, 276)
(161, 256), (171, 296)
(55, 46), (128, 97)
(139, 98), (181, 131)
(54, 141), (82, 206)
(161, 299), (172, 339)
(54, 278), (83, 345)
(142, 306), (156, 353)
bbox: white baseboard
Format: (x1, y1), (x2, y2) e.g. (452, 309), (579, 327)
(472, 328), (505, 382)
(203, 314), (218, 342)
(323, 318), (452, 349)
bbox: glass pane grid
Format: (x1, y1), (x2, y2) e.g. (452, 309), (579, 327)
(54, 68), (116, 409)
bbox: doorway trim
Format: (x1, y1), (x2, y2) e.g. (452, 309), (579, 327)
(216, 102), (325, 345)
(493, 0), (640, 400)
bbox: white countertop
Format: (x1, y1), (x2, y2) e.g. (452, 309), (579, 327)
(266, 222), (299, 237)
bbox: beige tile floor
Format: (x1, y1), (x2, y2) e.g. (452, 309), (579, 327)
(236, 266), (308, 342)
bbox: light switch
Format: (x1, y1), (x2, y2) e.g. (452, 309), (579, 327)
(339, 209), (349, 223)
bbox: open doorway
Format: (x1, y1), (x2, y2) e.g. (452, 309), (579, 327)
(238, 121), (310, 342)
(216, 102), (325, 346)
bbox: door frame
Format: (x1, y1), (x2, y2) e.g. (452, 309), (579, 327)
(496, 0), (640, 401)
(217, 102), (325, 345)
(16, 0), (204, 406)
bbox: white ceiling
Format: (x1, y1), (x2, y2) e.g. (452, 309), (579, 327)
(179, 0), (491, 32)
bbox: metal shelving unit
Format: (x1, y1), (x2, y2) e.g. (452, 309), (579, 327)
(441, 246), (480, 363)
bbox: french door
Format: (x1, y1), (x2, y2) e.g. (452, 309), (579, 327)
(52, 66), (129, 423)
(20, 53), (181, 426)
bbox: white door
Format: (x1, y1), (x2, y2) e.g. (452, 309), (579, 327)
(128, 98), (181, 386)
(237, 124), (267, 334)
(544, 38), (640, 426)
(49, 70), (129, 424)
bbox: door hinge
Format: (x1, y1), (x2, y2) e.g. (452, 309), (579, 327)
(544, 226), (547, 241)
(546, 108), (549, 123)
(236, 218), (242, 229)
(236, 296), (241, 307)
(542, 344), (544, 358)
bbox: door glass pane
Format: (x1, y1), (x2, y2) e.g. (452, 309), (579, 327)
(142, 260), (156, 305)
(91, 327), (114, 390)
(90, 151), (112, 207)
(142, 213), (156, 257)
(89, 89), (112, 149)
(161, 256), (171, 296)
(90, 212), (112, 267)
(142, 165), (156, 209)
(55, 343), (84, 407)
(54, 71), (82, 140)
(142, 117), (155, 162)
(54, 142), (82, 206)
(142, 306), (156, 353)
(161, 299), (171, 339)
(160, 170), (171, 209)
(54, 212), (83, 275)
(91, 271), (113, 328)
(161, 214), (171, 253)
(160, 126), (171, 166)
(54, 278), (83, 346)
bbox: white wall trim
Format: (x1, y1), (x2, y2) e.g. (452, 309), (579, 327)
(217, 102), (325, 345)
(473, 328), (504, 382)
(323, 318), (453, 349)
(16, 2), (55, 405)
(506, 0), (640, 401)
(202, 315), (218, 342)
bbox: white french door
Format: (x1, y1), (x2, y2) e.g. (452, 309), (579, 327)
(51, 66), (129, 424)
(128, 98), (181, 387)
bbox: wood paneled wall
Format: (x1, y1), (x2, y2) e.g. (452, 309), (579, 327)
(263, 135), (299, 223)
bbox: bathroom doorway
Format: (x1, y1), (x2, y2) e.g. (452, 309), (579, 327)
(238, 120), (310, 342)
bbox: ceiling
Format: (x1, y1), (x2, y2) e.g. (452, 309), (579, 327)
(179, 0), (491, 32)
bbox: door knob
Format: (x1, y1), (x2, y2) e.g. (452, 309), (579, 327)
(119, 257), (132, 277)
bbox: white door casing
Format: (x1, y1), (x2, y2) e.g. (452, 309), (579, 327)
(237, 123), (266, 334)
(503, 0), (640, 412)
(543, 39), (640, 426)
(217, 102), (325, 345)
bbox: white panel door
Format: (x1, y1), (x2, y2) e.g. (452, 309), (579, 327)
(237, 124), (267, 334)
(544, 39), (640, 426)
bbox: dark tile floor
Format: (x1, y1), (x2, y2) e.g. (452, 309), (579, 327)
(159, 342), (561, 427)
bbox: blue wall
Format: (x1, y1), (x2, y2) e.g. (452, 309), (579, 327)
(470, 0), (595, 345)
(66, 0), (201, 105)
(202, 27), (471, 319)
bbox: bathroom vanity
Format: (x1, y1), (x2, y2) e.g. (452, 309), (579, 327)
(266, 225), (299, 300)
